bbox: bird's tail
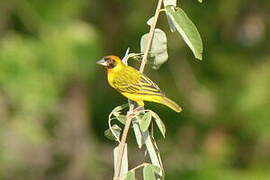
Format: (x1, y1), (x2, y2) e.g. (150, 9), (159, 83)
(160, 96), (182, 112)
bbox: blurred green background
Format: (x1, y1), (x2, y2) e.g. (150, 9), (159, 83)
(0, 0), (270, 179)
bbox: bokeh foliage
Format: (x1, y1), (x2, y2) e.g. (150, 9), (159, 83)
(0, 0), (270, 179)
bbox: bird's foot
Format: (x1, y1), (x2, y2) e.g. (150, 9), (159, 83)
(134, 106), (144, 113)
(127, 106), (144, 117)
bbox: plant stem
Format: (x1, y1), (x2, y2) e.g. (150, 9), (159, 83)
(139, 0), (163, 73)
(113, 103), (134, 180)
(113, 114), (133, 180)
(114, 0), (163, 178)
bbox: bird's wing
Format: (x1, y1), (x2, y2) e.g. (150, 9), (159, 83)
(113, 68), (163, 96)
(137, 75), (163, 95)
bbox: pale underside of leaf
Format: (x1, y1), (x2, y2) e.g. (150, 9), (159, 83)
(112, 103), (129, 117)
(166, 6), (203, 60)
(132, 119), (144, 148)
(140, 28), (168, 69)
(104, 124), (122, 141)
(163, 0), (177, 32)
(143, 131), (163, 178)
(150, 111), (166, 138)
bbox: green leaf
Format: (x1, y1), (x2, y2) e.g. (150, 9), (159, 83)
(116, 114), (127, 125)
(166, 6), (203, 60)
(149, 164), (161, 174)
(198, 0), (203, 3)
(139, 112), (152, 132)
(125, 170), (136, 180)
(112, 103), (128, 116)
(143, 131), (163, 177)
(147, 17), (155, 26)
(132, 119), (144, 148)
(140, 28), (168, 69)
(163, 1), (177, 32)
(104, 124), (121, 141)
(163, 0), (177, 6)
(150, 111), (166, 138)
(143, 165), (156, 180)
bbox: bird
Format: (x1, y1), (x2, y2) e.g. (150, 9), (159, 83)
(97, 55), (182, 112)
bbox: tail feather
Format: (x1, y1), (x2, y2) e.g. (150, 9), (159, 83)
(160, 97), (182, 112)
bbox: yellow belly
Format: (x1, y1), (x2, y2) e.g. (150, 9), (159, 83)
(121, 92), (163, 107)
(120, 92), (143, 106)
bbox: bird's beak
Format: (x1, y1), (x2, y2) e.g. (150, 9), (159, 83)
(96, 58), (108, 66)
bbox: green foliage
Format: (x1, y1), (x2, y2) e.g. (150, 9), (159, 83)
(139, 112), (152, 131)
(132, 118), (144, 148)
(0, 1), (101, 179)
(1, 0), (270, 179)
(110, 0), (203, 179)
(166, 6), (203, 60)
(141, 28), (168, 69)
(104, 124), (122, 141)
(143, 165), (157, 180)
(163, 0), (177, 32)
(125, 170), (135, 180)
(112, 104), (129, 117)
(107, 106), (165, 179)
(117, 115), (127, 125)
(150, 110), (166, 138)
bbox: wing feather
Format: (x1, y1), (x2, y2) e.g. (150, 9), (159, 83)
(112, 67), (163, 96)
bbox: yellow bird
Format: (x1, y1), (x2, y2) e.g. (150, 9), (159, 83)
(97, 55), (182, 112)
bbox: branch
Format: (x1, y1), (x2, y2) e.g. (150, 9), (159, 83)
(139, 0), (163, 73)
(113, 112), (134, 180)
(114, 0), (163, 179)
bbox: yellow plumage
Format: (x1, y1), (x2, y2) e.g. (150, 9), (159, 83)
(97, 55), (182, 112)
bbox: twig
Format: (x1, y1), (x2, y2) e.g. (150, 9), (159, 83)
(114, 0), (163, 179)
(113, 107), (134, 180)
(139, 0), (163, 73)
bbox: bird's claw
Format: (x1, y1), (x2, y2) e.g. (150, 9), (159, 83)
(127, 106), (144, 118)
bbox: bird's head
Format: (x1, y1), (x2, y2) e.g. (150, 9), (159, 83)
(96, 55), (124, 71)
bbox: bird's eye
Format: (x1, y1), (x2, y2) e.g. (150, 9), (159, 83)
(106, 58), (116, 69)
